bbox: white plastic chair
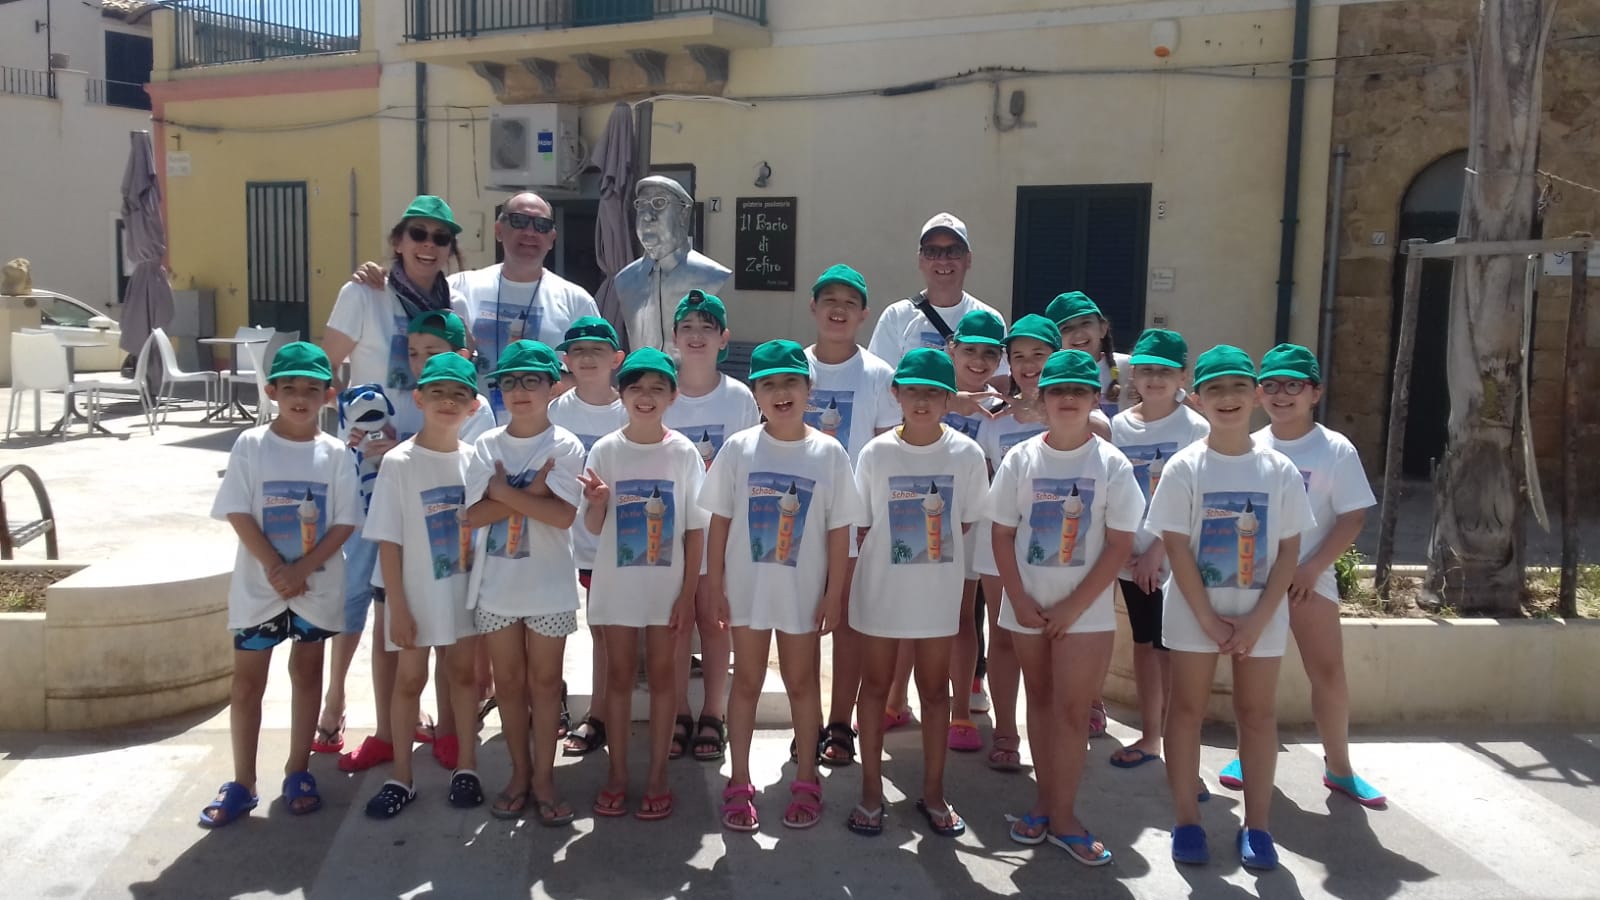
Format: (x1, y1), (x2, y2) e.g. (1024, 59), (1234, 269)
(150, 326), (218, 422)
(248, 330), (299, 425)
(220, 326), (274, 402)
(5, 331), (93, 439)
(75, 332), (158, 435)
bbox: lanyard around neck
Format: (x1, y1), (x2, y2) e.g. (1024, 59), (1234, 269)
(493, 271), (543, 364)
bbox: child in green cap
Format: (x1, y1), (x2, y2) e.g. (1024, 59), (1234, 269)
(987, 348), (1143, 863)
(847, 348), (991, 839)
(1107, 329), (1210, 771)
(661, 289), (759, 764)
(1145, 344), (1314, 871)
(203, 343), (359, 827)
(577, 347), (709, 821)
(1224, 343), (1384, 808)
(1046, 291), (1131, 419)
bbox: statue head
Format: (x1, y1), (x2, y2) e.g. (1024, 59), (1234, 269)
(634, 176), (694, 262)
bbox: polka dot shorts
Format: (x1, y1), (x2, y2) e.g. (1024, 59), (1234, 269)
(474, 607), (578, 638)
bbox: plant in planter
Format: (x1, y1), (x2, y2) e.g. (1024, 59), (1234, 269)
(0, 567), (77, 612)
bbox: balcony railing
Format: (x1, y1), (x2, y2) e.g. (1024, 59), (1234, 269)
(405, 0), (767, 41)
(86, 78), (152, 110)
(1, 65), (54, 99)
(169, 0), (361, 69)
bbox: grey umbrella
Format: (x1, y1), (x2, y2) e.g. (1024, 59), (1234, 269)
(587, 102), (635, 346)
(118, 130), (174, 357)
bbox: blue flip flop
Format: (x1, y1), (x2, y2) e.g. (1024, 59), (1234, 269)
(1048, 830), (1113, 866)
(1007, 812), (1049, 846)
(1171, 823), (1209, 865)
(199, 781), (258, 828)
(1239, 827), (1279, 871)
(1109, 747), (1161, 769)
(282, 770), (322, 816)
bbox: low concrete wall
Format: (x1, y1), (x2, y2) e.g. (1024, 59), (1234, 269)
(1103, 603), (1600, 726)
(0, 610), (47, 729)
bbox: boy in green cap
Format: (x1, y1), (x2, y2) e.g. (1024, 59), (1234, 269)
(848, 348), (990, 839)
(1107, 329), (1210, 771)
(987, 348), (1143, 863)
(203, 342), (360, 827)
(549, 315), (627, 758)
(1225, 343), (1384, 808)
(464, 340), (587, 825)
(1144, 344), (1314, 871)
(662, 290), (759, 763)
(577, 347), (708, 821)
(700, 339), (863, 831)
(361, 352), (486, 820)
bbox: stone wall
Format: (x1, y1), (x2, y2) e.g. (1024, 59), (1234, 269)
(1327, 0), (1600, 506)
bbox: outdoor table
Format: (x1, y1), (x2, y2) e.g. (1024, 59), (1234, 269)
(198, 337), (266, 422)
(47, 333), (113, 436)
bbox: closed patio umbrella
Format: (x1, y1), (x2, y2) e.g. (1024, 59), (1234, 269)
(588, 102), (635, 346)
(118, 130), (174, 357)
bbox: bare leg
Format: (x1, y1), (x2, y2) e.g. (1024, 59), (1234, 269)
(694, 579), (731, 725)
(642, 625), (679, 806)
(527, 629), (571, 816)
(286, 641), (325, 781)
(371, 603), (397, 743)
(319, 631), (360, 735)
(725, 626), (773, 829)
(485, 623), (531, 807)
(1232, 654), (1284, 830)
(1047, 632), (1114, 859)
(389, 649), (432, 787)
(1010, 631), (1055, 831)
(981, 575), (1022, 738)
(600, 626), (640, 800)
(913, 636), (955, 809)
(1165, 651), (1220, 827)
(434, 649), (454, 739)
(949, 579), (981, 723)
(446, 637), (480, 771)
(227, 648), (273, 796)
(855, 635), (897, 814)
(884, 641), (915, 722)
(776, 630), (825, 826)
(824, 559), (860, 730)
(1291, 595), (1354, 776)
(1117, 641), (1169, 759)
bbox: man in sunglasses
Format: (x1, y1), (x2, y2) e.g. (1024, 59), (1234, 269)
(612, 175), (731, 352)
(867, 213), (1007, 374)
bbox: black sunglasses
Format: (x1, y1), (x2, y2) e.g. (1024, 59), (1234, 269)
(502, 211), (556, 233)
(919, 244), (968, 260)
(407, 225), (453, 248)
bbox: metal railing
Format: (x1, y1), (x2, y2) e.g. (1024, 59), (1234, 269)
(1, 65), (54, 99)
(169, 0), (361, 69)
(406, 0), (766, 41)
(85, 78), (152, 110)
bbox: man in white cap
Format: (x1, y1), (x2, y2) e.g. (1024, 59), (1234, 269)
(866, 213), (1007, 369)
(612, 175), (732, 351)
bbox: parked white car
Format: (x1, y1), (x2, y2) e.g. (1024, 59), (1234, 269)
(31, 291), (125, 372)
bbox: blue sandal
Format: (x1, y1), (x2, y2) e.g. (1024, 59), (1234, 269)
(282, 770), (321, 816)
(1007, 812), (1049, 846)
(1048, 830), (1113, 866)
(198, 781), (258, 828)
(1171, 823), (1210, 865)
(365, 780), (416, 819)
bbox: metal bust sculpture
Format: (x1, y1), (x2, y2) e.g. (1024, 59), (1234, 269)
(612, 176), (731, 351)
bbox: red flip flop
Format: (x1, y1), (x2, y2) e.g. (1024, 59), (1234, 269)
(593, 789), (628, 817)
(635, 791), (674, 821)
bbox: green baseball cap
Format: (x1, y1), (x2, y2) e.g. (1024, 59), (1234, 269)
(748, 339), (811, 382)
(1258, 343), (1322, 383)
(267, 341), (333, 384)
(416, 351), (478, 390)
(674, 290), (728, 330)
(1038, 349), (1102, 389)
(401, 195), (462, 234)
(1193, 344), (1258, 389)
(893, 347), (958, 392)
(1003, 314), (1063, 351)
(811, 263), (869, 307)
(952, 309), (1005, 347)
(408, 309), (467, 350)
(489, 339), (561, 381)
(1130, 328), (1188, 369)
(1045, 291), (1103, 325)
(558, 316), (620, 351)
(618, 346), (678, 386)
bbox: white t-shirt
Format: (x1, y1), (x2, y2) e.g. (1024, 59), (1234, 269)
(581, 430), (709, 627)
(325, 281), (469, 396)
(850, 427), (990, 639)
(388, 389), (497, 444)
(699, 426), (864, 634)
(547, 390), (627, 569)
(943, 411), (994, 579)
(362, 440), (476, 649)
(449, 265), (599, 422)
(866, 292), (1007, 369)
(803, 346), (901, 464)
(986, 434), (1143, 635)
(212, 427), (360, 634)
(663, 374), (762, 471)
(1252, 423), (1376, 602)
(973, 412), (1047, 576)
(1145, 442), (1316, 654)
(1111, 404), (1211, 563)
(1099, 352), (1134, 419)
(466, 423), (587, 617)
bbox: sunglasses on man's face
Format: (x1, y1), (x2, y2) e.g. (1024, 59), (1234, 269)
(634, 196), (688, 212)
(407, 226), (454, 248)
(919, 243), (968, 261)
(502, 211), (555, 233)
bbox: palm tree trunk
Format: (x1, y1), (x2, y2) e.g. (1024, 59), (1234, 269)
(1427, 0), (1559, 614)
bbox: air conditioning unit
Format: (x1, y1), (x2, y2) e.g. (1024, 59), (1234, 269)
(488, 104), (583, 190)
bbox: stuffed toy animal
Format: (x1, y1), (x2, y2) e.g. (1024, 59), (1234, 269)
(338, 383), (395, 510)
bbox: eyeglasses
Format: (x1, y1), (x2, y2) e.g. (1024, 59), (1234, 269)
(406, 226), (453, 248)
(634, 196), (689, 212)
(919, 244), (968, 261)
(502, 211), (555, 233)
(1261, 379), (1311, 395)
(496, 373), (550, 391)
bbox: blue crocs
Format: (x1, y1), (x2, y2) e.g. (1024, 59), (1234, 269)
(1171, 824), (1209, 865)
(1218, 758), (1243, 790)
(1238, 827), (1279, 871)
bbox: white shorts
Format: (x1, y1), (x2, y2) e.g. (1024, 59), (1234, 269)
(998, 587), (1115, 636)
(1161, 587), (1290, 658)
(974, 520), (999, 577)
(961, 525), (979, 580)
(384, 593), (473, 651)
(475, 607), (579, 638)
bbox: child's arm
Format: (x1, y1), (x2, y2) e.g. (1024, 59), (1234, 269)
(671, 528), (704, 631)
(225, 513), (295, 597)
(816, 526), (849, 634)
(1131, 538), (1168, 593)
(706, 514), (732, 628)
(1222, 534), (1301, 657)
(1289, 510), (1364, 604)
(378, 541), (416, 648)
(485, 460), (577, 529)
(577, 467), (610, 535)
(1164, 531), (1235, 648)
(992, 524), (1046, 629)
(281, 524), (357, 596)
(1042, 528), (1134, 639)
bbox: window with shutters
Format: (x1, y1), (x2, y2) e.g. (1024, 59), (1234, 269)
(1011, 184), (1151, 348)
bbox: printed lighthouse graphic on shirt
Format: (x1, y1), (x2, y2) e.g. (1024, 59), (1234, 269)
(616, 480), (675, 567)
(387, 313), (414, 391)
(262, 481), (329, 566)
(1121, 443), (1180, 500)
(942, 412), (983, 442)
(1026, 478), (1095, 568)
(886, 476), (955, 564)
(996, 423), (1047, 458)
(747, 472), (815, 567)
(485, 468), (537, 559)
(804, 390), (854, 450)
(681, 425), (729, 469)
(1197, 492), (1268, 589)
(475, 302), (544, 420)
(421, 485), (470, 579)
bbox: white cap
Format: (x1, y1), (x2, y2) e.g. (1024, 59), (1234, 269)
(919, 212), (971, 251)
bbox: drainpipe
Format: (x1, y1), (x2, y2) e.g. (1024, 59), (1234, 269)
(1273, 0), (1311, 344)
(1317, 144), (1348, 419)
(415, 62), (428, 194)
